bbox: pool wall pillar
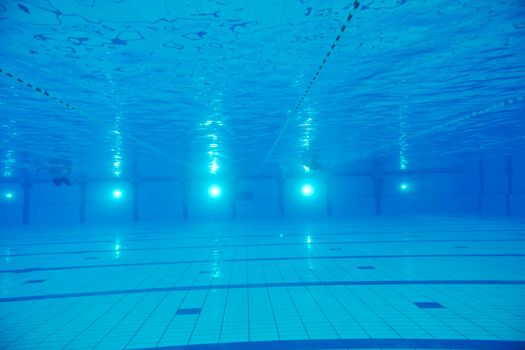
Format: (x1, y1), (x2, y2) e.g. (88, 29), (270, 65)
(277, 169), (284, 218)
(231, 177), (237, 220)
(21, 179), (31, 225)
(182, 179), (189, 221)
(478, 159), (485, 214)
(132, 179), (140, 223)
(79, 179), (87, 224)
(326, 173), (333, 217)
(506, 156), (513, 216)
(373, 178), (383, 216)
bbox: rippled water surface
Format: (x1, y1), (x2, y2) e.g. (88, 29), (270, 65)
(0, 0), (524, 179)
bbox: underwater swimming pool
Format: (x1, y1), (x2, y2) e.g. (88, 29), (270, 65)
(1, 0), (525, 349)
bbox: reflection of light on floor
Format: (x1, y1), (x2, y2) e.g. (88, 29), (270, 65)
(114, 242), (120, 258)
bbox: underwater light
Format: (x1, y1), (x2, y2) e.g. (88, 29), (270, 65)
(301, 183), (314, 197)
(4, 192), (13, 199)
(400, 183), (409, 191)
(112, 189), (123, 199)
(303, 165), (311, 173)
(208, 185), (222, 198)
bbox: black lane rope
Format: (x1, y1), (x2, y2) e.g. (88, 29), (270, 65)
(293, 1), (360, 115)
(0, 67), (188, 168)
(0, 67), (75, 110)
(259, 1), (361, 172)
(364, 95), (525, 159)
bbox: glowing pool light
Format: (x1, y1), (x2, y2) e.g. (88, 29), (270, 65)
(301, 184), (314, 196)
(208, 185), (222, 198)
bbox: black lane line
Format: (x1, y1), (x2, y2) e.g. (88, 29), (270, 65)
(2, 253), (524, 274)
(2, 238), (525, 257)
(129, 338), (525, 350)
(1, 279), (525, 303)
(2, 227), (524, 248)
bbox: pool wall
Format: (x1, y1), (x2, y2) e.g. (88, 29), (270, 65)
(1, 154), (524, 227)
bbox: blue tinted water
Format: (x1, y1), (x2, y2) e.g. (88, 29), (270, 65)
(0, 0), (525, 349)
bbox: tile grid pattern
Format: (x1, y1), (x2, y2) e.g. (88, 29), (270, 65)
(0, 218), (524, 349)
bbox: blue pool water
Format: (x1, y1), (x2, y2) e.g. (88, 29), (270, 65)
(1, 0), (525, 349)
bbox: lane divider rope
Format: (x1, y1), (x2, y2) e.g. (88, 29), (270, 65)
(0, 67), (188, 167)
(259, 1), (361, 172)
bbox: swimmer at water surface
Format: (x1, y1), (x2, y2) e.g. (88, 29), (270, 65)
(36, 158), (73, 186)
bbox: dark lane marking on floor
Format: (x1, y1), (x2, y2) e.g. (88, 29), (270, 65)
(2, 227), (523, 248)
(175, 307), (202, 315)
(3, 253), (524, 273)
(1, 280), (525, 303)
(129, 338), (525, 350)
(23, 279), (46, 284)
(2, 238), (525, 257)
(2, 253), (524, 274)
(413, 301), (445, 309)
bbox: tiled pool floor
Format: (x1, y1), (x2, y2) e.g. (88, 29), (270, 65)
(0, 218), (524, 349)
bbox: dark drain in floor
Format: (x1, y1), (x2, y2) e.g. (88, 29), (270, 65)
(176, 307), (202, 315)
(413, 301), (445, 309)
(24, 279), (46, 284)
